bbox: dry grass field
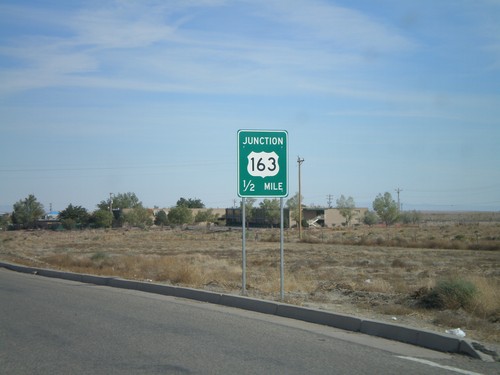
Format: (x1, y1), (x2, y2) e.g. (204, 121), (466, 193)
(1, 221), (499, 348)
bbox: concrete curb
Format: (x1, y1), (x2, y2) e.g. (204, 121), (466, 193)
(0, 261), (488, 360)
(221, 294), (278, 314)
(276, 303), (362, 332)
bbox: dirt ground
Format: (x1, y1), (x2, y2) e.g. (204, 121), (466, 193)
(1, 222), (499, 353)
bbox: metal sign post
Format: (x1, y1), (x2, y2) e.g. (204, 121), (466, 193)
(280, 197), (285, 300)
(238, 130), (288, 299)
(241, 197), (246, 295)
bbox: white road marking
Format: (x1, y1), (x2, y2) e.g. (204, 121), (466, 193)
(396, 356), (483, 375)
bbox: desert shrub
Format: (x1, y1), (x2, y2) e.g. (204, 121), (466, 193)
(423, 239), (448, 249)
(262, 231), (280, 242)
(450, 241), (467, 250)
(363, 210), (379, 226)
(391, 236), (408, 247)
(91, 252), (108, 262)
(468, 276), (500, 320)
(356, 235), (370, 246)
(391, 258), (407, 268)
(419, 277), (477, 310)
(467, 242), (500, 251)
(153, 256), (205, 286)
(399, 210), (421, 224)
(300, 233), (321, 244)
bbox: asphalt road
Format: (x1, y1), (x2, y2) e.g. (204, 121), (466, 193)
(0, 268), (496, 374)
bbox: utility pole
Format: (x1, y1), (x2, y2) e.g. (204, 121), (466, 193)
(109, 193), (114, 213)
(326, 194), (334, 208)
(297, 156), (305, 240)
(395, 188), (402, 211)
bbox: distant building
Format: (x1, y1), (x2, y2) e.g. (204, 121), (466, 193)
(300, 207), (368, 227)
(45, 211), (60, 220)
(36, 211), (61, 230)
(225, 207), (290, 228)
(225, 207), (368, 228)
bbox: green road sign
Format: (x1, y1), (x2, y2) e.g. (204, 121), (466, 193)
(237, 130), (288, 197)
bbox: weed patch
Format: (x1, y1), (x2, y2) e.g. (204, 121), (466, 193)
(418, 277), (477, 310)
(91, 252), (108, 262)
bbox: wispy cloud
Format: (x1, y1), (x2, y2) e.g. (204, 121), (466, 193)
(70, 5), (182, 49)
(0, 0), (416, 97)
(0, 0), (497, 120)
(258, 0), (415, 52)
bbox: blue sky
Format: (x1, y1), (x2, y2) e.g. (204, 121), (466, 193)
(1, 0), (499, 213)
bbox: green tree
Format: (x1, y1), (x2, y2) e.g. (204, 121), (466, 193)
(0, 213), (10, 230)
(194, 209), (217, 224)
(372, 192), (399, 226)
(363, 210), (379, 226)
(167, 206), (193, 225)
(91, 210), (113, 228)
(154, 210), (169, 226)
(123, 207), (153, 228)
(176, 197), (205, 208)
(59, 204), (90, 229)
(96, 192), (144, 228)
(12, 194), (45, 229)
(259, 199), (280, 227)
(336, 195), (356, 226)
(97, 192), (142, 211)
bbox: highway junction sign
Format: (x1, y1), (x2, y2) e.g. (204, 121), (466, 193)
(237, 130), (288, 198)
